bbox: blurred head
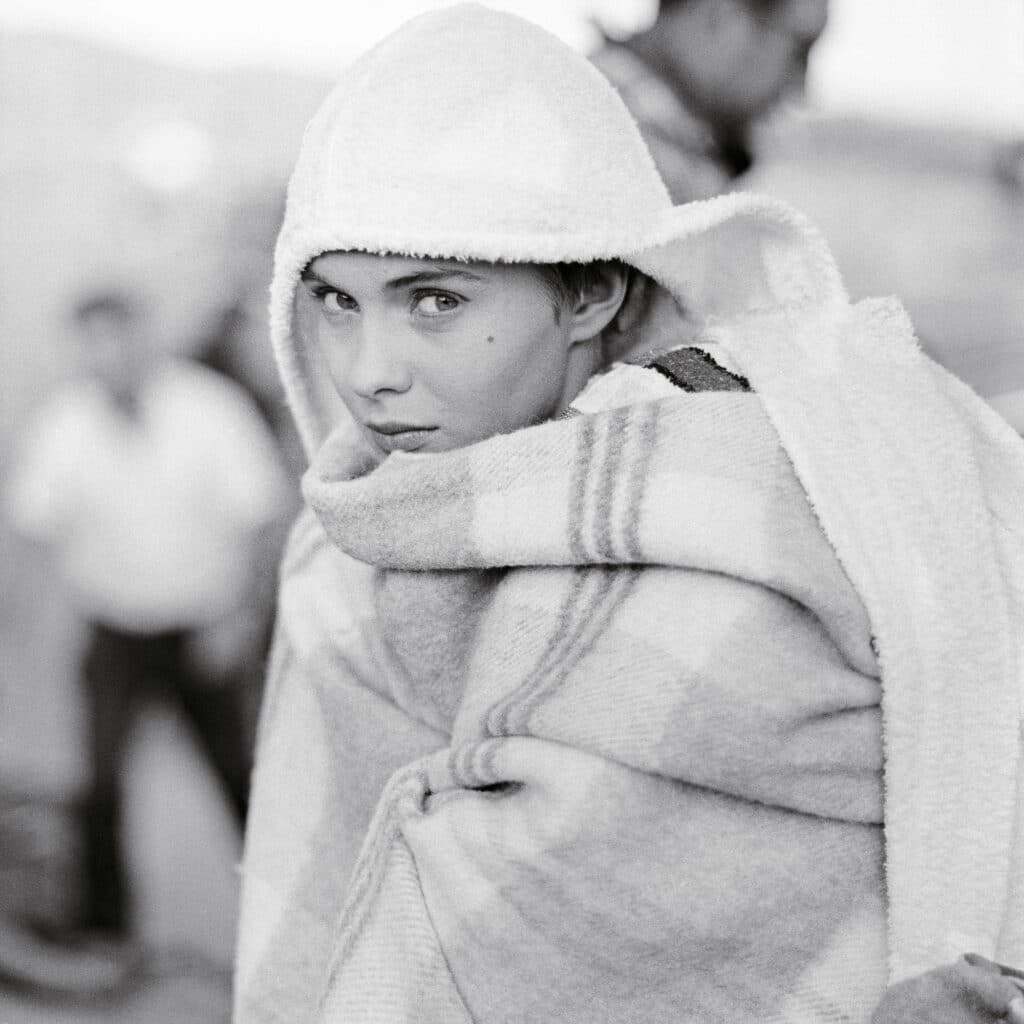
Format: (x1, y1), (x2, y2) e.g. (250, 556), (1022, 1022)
(296, 251), (628, 455)
(71, 290), (153, 401)
(646, 0), (829, 129)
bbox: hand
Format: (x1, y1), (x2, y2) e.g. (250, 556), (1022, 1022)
(872, 955), (1024, 1024)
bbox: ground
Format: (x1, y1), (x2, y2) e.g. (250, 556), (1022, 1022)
(0, 537), (241, 1021)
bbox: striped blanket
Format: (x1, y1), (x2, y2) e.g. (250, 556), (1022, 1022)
(235, 344), (892, 1023)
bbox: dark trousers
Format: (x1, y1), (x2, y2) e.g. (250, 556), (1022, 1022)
(80, 623), (252, 936)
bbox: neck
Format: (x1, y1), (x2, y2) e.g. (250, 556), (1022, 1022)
(556, 337), (604, 418)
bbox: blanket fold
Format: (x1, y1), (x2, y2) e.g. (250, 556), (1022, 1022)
(237, 348), (894, 1023)
(707, 299), (1024, 978)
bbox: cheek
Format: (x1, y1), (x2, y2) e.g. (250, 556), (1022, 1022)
(308, 318), (356, 399)
(314, 322), (342, 376)
(473, 329), (565, 419)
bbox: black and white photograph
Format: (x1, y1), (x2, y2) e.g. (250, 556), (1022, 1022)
(1, 1), (1023, 1021)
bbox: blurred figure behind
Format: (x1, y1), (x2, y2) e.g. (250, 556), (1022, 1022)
(3, 287), (292, 965)
(592, 0), (829, 201)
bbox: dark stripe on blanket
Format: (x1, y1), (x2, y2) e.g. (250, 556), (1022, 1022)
(570, 397), (661, 565)
(791, 987), (857, 1024)
(647, 346), (751, 392)
(485, 570), (597, 737)
(509, 569), (640, 734)
(486, 568), (640, 737)
(568, 416), (598, 562)
(578, 405), (647, 564)
(621, 402), (661, 563)
(592, 406), (632, 561)
(319, 762), (431, 1000)
(447, 741), (479, 788)
(448, 737), (507, 791)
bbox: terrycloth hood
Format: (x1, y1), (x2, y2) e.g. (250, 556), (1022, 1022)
(270, 2), (845, 457)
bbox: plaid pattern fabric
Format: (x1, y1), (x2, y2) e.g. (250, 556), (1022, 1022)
(235, 354), (890, 1022)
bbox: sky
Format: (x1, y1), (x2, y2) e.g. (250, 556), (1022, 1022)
(1, 0), (1022, 133)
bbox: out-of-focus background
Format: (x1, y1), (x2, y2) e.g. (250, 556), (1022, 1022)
(1, 1), (1022, 1020)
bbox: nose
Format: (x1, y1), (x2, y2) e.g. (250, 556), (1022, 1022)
(347, 322), (413, 399)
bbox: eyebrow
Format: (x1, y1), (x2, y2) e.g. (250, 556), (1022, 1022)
(299, 264), (486, 290)
(384, 269), (487, 291)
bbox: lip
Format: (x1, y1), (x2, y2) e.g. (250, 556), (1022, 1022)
(364, 421), (438, 453)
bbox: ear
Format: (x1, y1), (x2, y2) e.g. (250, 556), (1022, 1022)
(567, 265), (631, 346)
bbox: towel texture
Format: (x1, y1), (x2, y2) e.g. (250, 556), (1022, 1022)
(237, 4), (1024, 1021)
(709, 300), (1024, 978)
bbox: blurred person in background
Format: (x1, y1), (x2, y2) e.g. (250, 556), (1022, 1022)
(2, 287), (292, 986)
(197, 287), (305, 482)
(196, 193), (307, 481)
(591, 0), (829, 202)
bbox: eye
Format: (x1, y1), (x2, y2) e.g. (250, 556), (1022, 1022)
(413, 292), (461, 316)
(308, 284), (357, 314)
(322, 290), (357, 313)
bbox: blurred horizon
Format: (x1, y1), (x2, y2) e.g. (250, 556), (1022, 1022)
(1, 0), (1022, 134)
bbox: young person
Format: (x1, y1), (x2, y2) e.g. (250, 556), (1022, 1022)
(234, 7), (1024, 1022)
(592, 0), (830, 202)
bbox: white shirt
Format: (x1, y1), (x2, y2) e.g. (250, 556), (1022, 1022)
(6, 359), (292, 632)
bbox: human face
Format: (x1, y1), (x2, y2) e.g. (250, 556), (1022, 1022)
(298, 252), (583, 456)
(664, 0), (829, 127)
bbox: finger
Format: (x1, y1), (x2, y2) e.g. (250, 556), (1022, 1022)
(964, 953), (1005, 975)
(950, 961), (1024, 1016)
(965, 953), (1024, 984)
(1008, 994), (1024, 1024)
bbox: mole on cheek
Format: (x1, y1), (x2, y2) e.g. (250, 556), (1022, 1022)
(486, 335), (495, 344)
